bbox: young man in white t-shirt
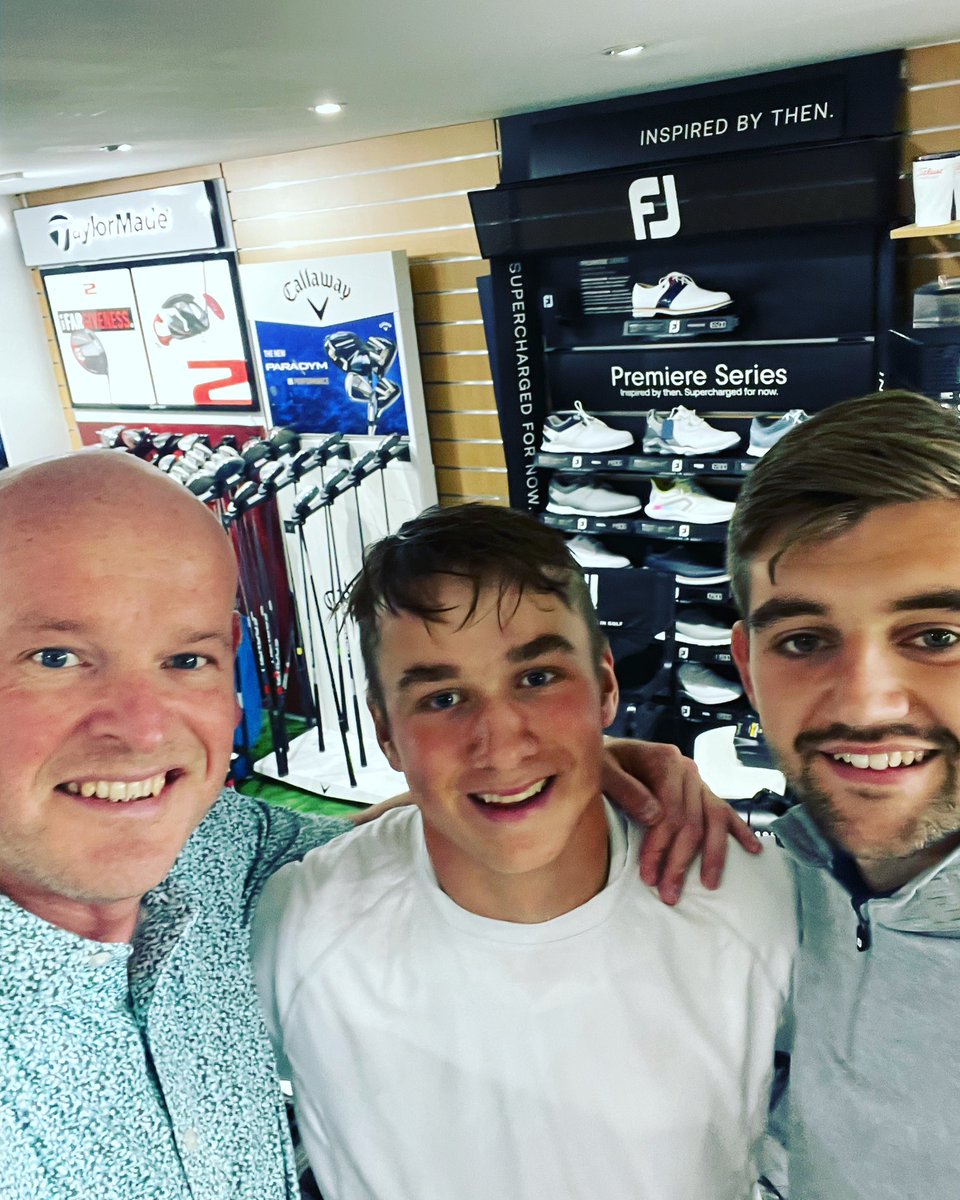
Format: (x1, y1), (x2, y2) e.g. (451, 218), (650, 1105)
(253, 503), (796, 1200)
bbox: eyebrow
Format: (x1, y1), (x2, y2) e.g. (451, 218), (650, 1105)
(748, 597), (828, 632)
(12, 619), (232, 648)
(890, 590), (960, 614)
(749, 589), (960, 632)
(507, 633), (576, 663)
(395, 633), (576, 692)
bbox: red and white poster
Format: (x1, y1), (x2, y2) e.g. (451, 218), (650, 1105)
(43, 255), (257, 411)
(45, 268), (156, 408)
(133, 258), (253, 408)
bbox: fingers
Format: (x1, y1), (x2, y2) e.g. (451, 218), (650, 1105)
(649, 763), (706, 904)
(601, 748), (662, 826)
(726, 805), (764, 854)
(698, 802), (733, 891)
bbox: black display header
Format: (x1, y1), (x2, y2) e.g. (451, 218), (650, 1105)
(470, 137), (900, 259)
(500, 51), (901, 182)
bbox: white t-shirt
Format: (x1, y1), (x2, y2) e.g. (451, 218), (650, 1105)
(253, 803), (797, 1200)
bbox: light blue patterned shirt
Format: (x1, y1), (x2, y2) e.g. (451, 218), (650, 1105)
(0, 789), (350, 1200)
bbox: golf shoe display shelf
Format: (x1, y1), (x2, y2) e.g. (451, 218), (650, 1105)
(676, 643), (736, 668)
(676, 581), (732, 605)
(676, 697), (754, 726)
(542, 512), (729, 543)
(535, 451), (757, 477)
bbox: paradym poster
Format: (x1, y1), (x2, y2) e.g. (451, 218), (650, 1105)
(240, 251), (422, 436)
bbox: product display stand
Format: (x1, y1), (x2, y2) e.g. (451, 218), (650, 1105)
(470, 52), (903, 792)
(241, 251), (437, 803)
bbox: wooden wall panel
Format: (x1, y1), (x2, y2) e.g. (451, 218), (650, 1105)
(431, 441), (507, 469)
(410, 258), (487, 292)
(899, 42), (960, 321)
(414, 291), (482, 323)
(25, 164), (222, 207)
(420, 354), (492, 384)
(904, 82), (960, 133)
(238, 225), (482, 263)
(435, 467), (509, 501)
(428, 411), (503, 440)
(230, 157), (499, 222)
(223, 123), (498, 191)
(417, 323), (488, 353)
(236, 193), (477, 249)
(226, 120), (501, 505)
(907, 43), (960, 85)
(423, 382), (497, 412)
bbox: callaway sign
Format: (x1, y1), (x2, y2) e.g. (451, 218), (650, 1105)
(15, 183), (222, 266)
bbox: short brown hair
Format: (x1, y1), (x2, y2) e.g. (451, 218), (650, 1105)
(728, 390), (960, 614)
(344, 502), (607, 709)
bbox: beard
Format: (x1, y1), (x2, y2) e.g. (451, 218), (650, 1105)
(792, 753), (960, 868)
(782, 715), (960, 868)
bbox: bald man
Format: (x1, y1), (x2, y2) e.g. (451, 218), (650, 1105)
(0, 452), (739, 1200)
(0, 452), (356, 1200)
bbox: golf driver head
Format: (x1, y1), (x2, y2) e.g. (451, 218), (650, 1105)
(325, 330), (372, 376)
(178, 433), (211, 454)
(151, 432), (182, 456)
(346, 372), (375, 403)
(154, 293), (211, 347)
(186, 473), (220, 503)
(373, 377), (401, 419)
(268, 426), (300, 456)
(71, 330), (108, 376)
(366, 335), (397, 373)
(96, 424), (126, 449)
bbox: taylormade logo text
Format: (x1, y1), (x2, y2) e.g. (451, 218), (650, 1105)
(46, 205), (172, 253)
(628, 175), (681, 240)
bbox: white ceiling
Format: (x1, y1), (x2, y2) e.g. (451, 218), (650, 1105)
(3, 0), (959, 198)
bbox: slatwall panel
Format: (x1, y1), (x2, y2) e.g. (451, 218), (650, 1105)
(901, 42), (960, 294)
(21, 164), (224, 449)
(223, 122), (508, 506)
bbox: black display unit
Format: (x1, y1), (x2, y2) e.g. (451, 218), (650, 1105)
(470, 52), (903, 763)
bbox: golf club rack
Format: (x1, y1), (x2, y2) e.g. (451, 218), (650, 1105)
(99, 422), (413, 802)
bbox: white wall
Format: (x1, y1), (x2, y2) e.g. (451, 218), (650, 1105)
(0, 196), (71, 465)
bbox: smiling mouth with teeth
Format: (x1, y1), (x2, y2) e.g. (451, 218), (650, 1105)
(830, 750), (930, 771)
(473, 778), (551, 806)
(60, 772), (169, 803)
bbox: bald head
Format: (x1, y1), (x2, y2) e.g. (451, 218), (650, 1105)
(0, 451), (237, 593)
(0, 451), (244, 931)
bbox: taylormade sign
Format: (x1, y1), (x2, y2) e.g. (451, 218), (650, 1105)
(15, 183), (222, 266)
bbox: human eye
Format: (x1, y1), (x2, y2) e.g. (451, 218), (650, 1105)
(165, 653), (213, 671)
(422, 689), (461, 711)
(519, 667), (557, 688)
(770, 631), (828, 658)
(905, 627), (960, 653)
(31, 647), (81, 670)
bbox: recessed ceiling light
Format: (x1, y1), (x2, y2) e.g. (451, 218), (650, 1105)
(312, 102), (344, 116)
(0, 171), (25, 182)
(602, 43), (645, 58)
(101, 143), (133, 152)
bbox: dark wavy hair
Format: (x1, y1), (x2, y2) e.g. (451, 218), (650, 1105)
(345, 502), (606, 709)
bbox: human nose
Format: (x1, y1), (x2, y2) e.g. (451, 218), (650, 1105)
(81, 672), (170, 753)
(468, 696), (537, 770)
(828, 638), (912, 727)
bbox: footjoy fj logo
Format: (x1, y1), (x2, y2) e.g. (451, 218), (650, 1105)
(47, 213), (71, 252)
(628, 174), (681, 241)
